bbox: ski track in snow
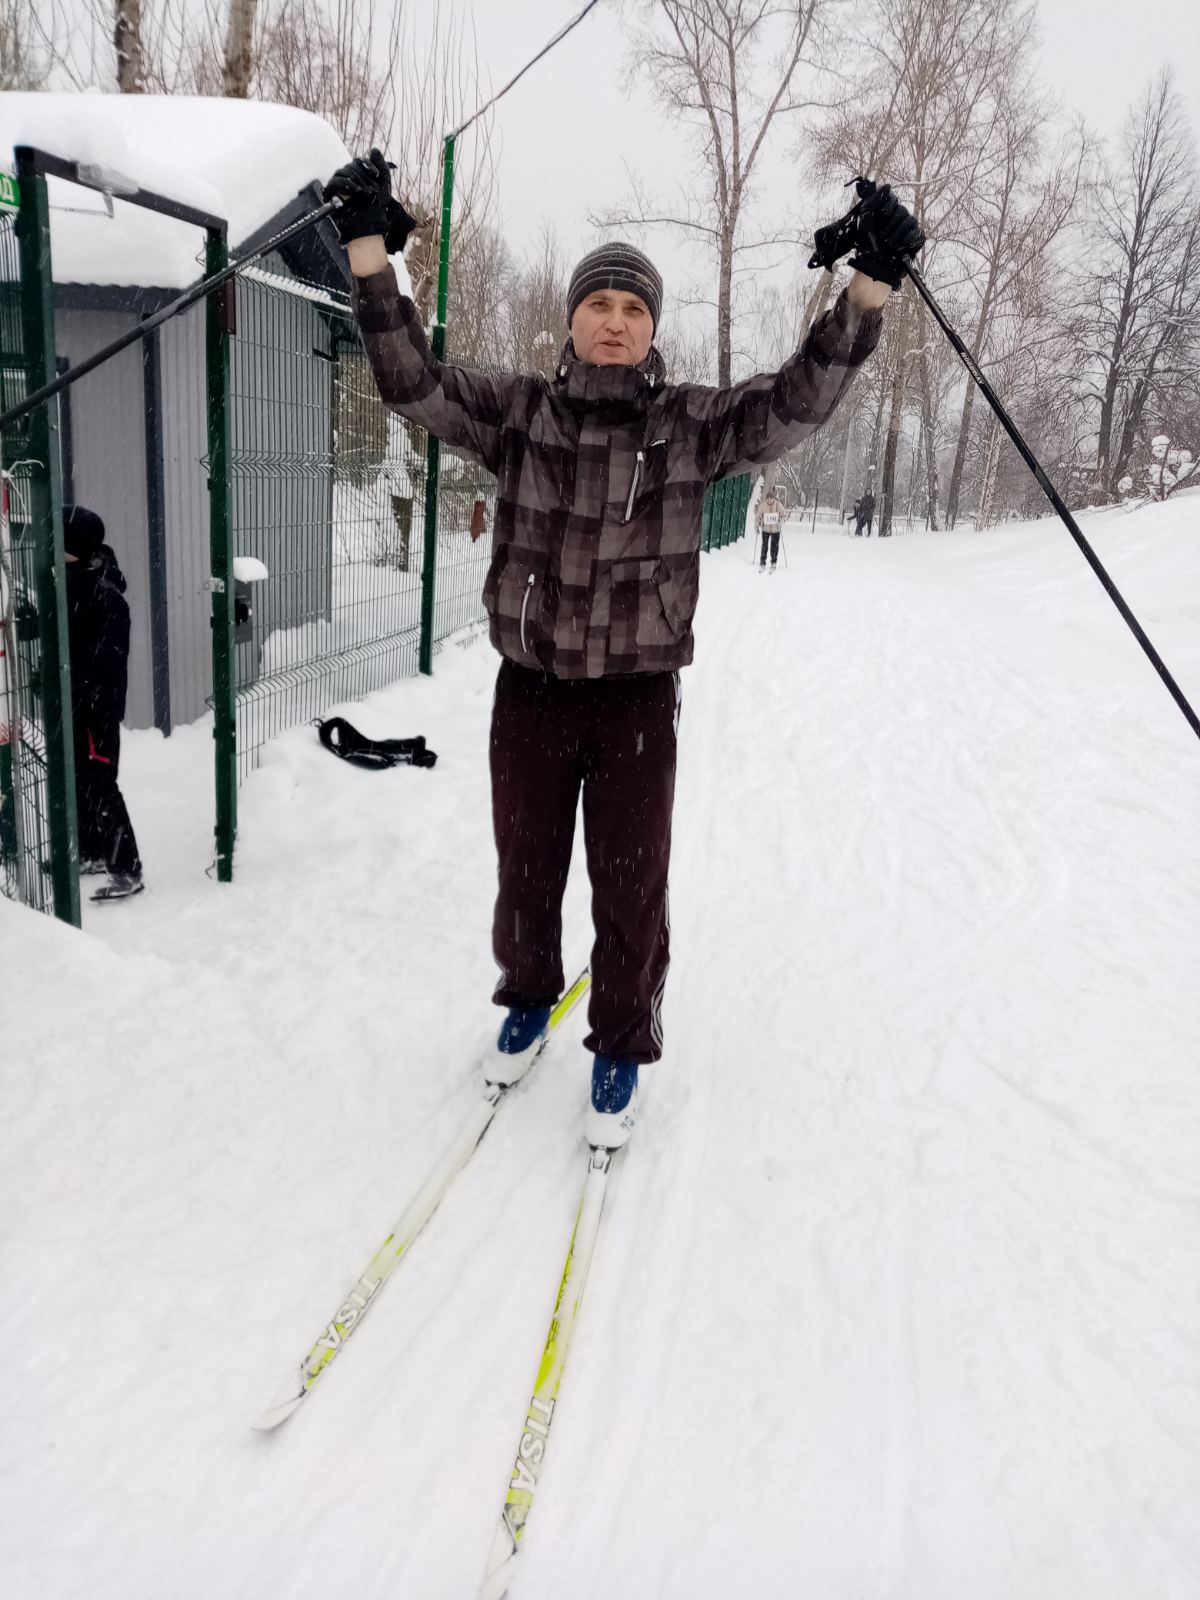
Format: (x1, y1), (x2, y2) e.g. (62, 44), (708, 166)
(3, 504), (1200, 1599)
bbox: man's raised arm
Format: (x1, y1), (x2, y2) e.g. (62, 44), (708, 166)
(325, 150), (509, 475)
(692, 186), (923, 482)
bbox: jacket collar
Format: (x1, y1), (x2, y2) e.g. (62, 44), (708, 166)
(553, 339), (666, 419)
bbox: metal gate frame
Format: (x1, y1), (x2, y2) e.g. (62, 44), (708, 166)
(2, 146), (231, 917)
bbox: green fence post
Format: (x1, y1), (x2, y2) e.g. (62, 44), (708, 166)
(14, 157), (79, 927)
(419, 133), (456, 677)
(206, 228), (236, 882)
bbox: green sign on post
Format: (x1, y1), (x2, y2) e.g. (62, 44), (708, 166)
(0, 171), (18, 214)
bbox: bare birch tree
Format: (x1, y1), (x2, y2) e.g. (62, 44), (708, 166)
(1083, 71), (1199, 501)
(942, 96), (1089, 524)
(810, 0), (1035, 533)
(223, 0), (256, 97)
(0, 0), (49, 87)
(114, 0), (145, 91)
(498, 228), (571, 375)
(602, 0), (825, 386)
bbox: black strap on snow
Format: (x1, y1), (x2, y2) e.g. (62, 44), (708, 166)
(317, 717), (437, 770)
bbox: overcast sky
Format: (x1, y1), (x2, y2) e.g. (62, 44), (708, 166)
(420, 0), (1199, 347)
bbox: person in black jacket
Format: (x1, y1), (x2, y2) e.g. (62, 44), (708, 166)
(853, 490), (876, 537)
(64, 506), (143, 901)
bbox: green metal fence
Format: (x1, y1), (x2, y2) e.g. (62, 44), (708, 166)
(228, 269), (491, 781)
(0, 182), (78, 926)
(0, 214), (54, 914)
(701, 473), (753, 551)
(3, 148), (229, 903)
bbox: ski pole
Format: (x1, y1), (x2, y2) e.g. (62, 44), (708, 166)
(0, 199), (338, 433)
(902, 257), (1200, 746)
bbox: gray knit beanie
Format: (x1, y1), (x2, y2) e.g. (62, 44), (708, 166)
(567, 242), (663, 333)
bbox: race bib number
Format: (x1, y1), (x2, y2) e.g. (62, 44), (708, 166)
(763, 513), (780, 529)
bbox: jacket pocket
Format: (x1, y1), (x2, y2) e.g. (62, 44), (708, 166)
(609, 556), (682, 654)
(483, 545), (552, 665)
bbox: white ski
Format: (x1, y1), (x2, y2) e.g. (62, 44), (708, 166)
(480, 1143), (617, 1599)
(255, 968), (591, 1431)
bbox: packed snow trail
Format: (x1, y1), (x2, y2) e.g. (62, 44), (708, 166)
(3, 503), (1199, 1600)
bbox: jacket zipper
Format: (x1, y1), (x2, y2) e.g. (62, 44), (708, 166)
(520, 571), (536, 654)
(623, 451), (645, 524)
(623, 438), (668, 525)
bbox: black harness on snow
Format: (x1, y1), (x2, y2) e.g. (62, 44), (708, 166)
(316, 717), (437, 770)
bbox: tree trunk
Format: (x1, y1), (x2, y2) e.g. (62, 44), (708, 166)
(799, 272), (836, 343)
(224, 0), (259, 98)
(905, 414), (924, 531)
(1093, 263), (1137, 500)
(946, 369), (979, 528)
(941, 276), (989, 526)
(946, 182), (1008, 526)
(838, 418), (856, 521)
(114, 0), (144, 93)
(408, 227), (438, 326)
(878, 294), (912, 537)
(868, 367), (887, 491)
(916, 298), (940, 530)
(976, 414), (1003, 527)
(1092, 366), (1121, 501)
(716, 221), (734, 388)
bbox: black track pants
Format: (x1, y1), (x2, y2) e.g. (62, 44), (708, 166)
(759, 529), (780, 566)
(489, 660), (680, 1063)
(73, 719), (141, 877)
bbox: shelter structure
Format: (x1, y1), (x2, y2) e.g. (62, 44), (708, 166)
(0, 93), (379, 732)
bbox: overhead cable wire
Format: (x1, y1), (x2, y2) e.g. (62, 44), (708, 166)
(445, 0), (607, 142)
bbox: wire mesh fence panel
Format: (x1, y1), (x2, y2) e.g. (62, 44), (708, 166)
(0, 213), (55, 914)
(431, 347), (498, 652)
(432, 446), (491, 650)
(230, 269), (430, 777)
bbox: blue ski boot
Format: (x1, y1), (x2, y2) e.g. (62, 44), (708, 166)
(586, 1054), (639, 1148)
(484, 1004), (552, 1087)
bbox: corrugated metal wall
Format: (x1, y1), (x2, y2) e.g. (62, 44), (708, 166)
(54, 261), (341, 739)
(56, 309), (155, 729)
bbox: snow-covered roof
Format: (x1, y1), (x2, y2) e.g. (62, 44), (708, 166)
(0, 93), (355, 290)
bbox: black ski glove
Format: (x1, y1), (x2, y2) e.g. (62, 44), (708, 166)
(848, 183), (925, 289)
(322, 148), (419, 255)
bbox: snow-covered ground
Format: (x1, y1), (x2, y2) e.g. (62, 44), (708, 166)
(4, 497), (1200, 1599)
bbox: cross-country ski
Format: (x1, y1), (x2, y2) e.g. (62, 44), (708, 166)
(255, 969), (591, 1431)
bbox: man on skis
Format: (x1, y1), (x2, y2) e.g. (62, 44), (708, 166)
(324, 151), (922, 1146)
(755, 488), (787, 573)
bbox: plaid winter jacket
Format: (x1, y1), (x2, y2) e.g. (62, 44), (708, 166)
(354, 268), (882, 678)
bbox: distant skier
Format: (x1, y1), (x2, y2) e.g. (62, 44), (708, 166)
(853, 490), (876, 537)
(63, 507), (143, 901)
(325, 150), (922, 1144)
(755, 490), (786, 574)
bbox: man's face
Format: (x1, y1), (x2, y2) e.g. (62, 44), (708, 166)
(570, 289), (654, 366)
